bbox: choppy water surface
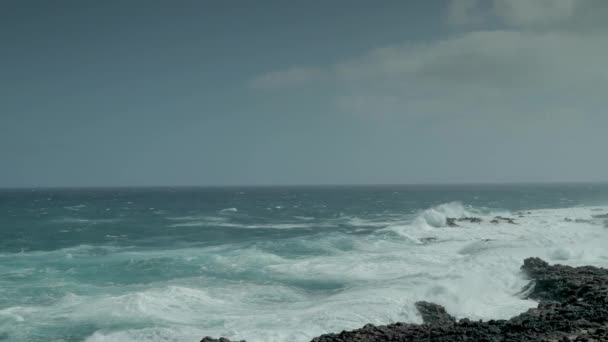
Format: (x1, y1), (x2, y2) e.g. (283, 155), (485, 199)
(1, 185), (608, 341)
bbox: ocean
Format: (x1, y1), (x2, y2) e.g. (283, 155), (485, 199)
(1, 184), (608, 342)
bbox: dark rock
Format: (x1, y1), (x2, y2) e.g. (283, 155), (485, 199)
(520, 257), (608, 303)
(309, 258), (608, 342)
(493, 216), (516, 224)
(420, 237), (438, 244)
(200, 337), (245, 342)
(415, 301), (455, 324)
(565, 218), (592, 224)
(446, 217), (459, 227)
(592, 213), (608, 219)
(457, 217), (483, 223)
(446, 217), (483, 226)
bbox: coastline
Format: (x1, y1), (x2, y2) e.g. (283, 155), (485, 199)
(202, 258), (608, 342)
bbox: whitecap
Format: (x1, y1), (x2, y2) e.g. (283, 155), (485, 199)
(51, 217), (120, 224)
(415, 202), (469, 228)
(64, 204), (87, 211)
(294, 216), (315, 221)
(5, 203), (608, 342)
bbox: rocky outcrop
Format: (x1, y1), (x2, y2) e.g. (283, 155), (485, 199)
(445, 216), (513, 227)
(446, 216), (484, 227)
(200, 258), (608, 342)
(565, 217), (592, 223)
(414, 301), (455, 324)
(446, 217), (459, 227)
(491, 216), (516, 224)
(458, 217), (483, 223)
(200, 337), (245, 342)
(310, 258), (608, 342)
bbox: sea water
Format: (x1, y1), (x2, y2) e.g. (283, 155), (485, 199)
(1, 184), (608, 341)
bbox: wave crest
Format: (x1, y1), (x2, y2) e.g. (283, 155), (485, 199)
(416, 202), (469, 228)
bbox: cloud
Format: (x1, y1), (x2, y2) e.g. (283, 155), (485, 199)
(333, 25), (608, 123)
(447, 0), (578, 27)
(493, 0), (576, 27)
(249, 66), (324, 90)
(250, 0), (608, 125)
(447, 0), (490, 26)
(337, 29), (607, 89)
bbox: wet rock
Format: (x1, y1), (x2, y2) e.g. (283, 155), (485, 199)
(309, 258), (608, 342)
(520, 257), (608, 303)
(565, 218), (592, 223)
(420, 237), (438, 244)
(415, 301), (455, 324)
(446, 217), (459, 227)
(446, 217), (483, 226)
(200, 337), (244, 342)
(200, 259), (608, 342)
(492, 216), (516, 224)
(457, 217), (483, 223)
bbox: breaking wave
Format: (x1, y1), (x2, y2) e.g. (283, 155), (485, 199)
(3, 197), (608, 342)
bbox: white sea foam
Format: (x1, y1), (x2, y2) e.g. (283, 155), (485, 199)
(169, 220), (323, 229)
(64, 204), (87, 211)
(243, 223), (316, 229)
(51, 217), (120, 224)
(413, 201), (470, 228)
(294, 216), (315, 221)
(166, 215), (227, 221)
(4, 203), (608, 342)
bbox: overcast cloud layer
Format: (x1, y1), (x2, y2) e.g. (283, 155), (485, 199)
(1, 1), (607, 187)
(253, 0), (608, 120)
(248, 0), (608, 184)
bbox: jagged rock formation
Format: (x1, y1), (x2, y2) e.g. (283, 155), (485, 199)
(447, 216), (484, 227)
(458, 217), (483, 223)
(490, 216), (516, 224)
(414, 301), (455, 324)
(200, 258), (608, 342)
(200, 337), (245, 342)
(310, 258), (608, 341)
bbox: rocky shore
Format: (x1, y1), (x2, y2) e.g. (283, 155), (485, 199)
(201, 258), (608, 342)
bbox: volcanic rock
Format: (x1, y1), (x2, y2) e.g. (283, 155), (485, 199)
(309, 258), (608, 342)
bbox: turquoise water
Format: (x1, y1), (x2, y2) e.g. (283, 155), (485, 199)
(1, 185), (608, 341)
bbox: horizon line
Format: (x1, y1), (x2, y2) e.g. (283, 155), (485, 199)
(1, 180), (608, 190)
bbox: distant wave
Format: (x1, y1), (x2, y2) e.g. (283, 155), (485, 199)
(166, 215), (227, 222)
(169, 221), (320, 229)
(0, 202), (608, 342)
(50, 217), (120, 224)
(294, 216), (315, 221)
(64, 204), (87, 211)
(416, 201), (469, 228)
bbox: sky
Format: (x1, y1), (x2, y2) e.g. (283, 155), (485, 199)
(1, 0), (607, 187)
